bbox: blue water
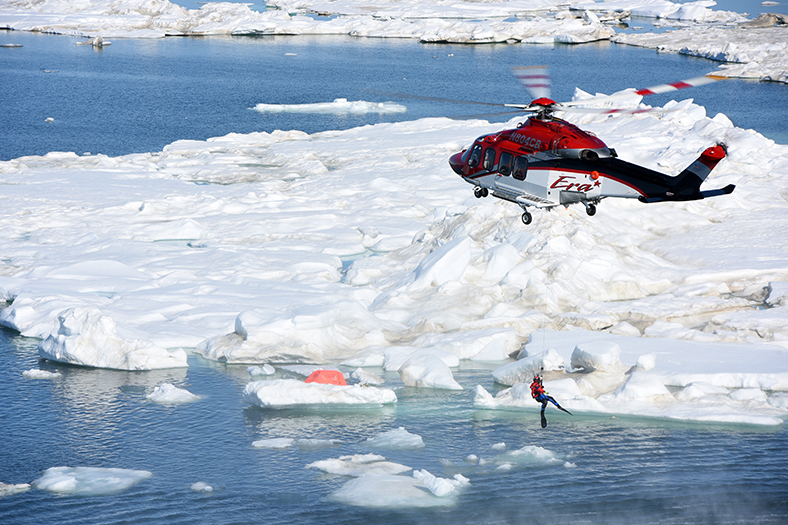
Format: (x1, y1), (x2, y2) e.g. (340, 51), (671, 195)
(1, 327), (787, 523)
(2, 30), (787, 161)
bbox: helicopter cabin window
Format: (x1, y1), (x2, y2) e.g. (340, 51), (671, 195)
(482, 148), (496, 171)
(498, 152), (513, 176)
(512, 156), (528, 181)
(467, 144), (483, 168)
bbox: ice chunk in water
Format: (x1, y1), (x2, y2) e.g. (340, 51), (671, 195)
(363, 427), (425, 450)
(33, 467), (152, 495)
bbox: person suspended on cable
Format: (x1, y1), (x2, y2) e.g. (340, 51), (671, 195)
(530, 370), (571, 428)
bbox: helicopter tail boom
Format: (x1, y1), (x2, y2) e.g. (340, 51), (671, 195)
(636, 143), (732, 203)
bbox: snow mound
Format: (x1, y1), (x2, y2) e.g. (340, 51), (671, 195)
(570, 341), (623, 372)
(491, 348), (565, 386)
(399, 354), (462, 390)
(613, 372), (672, 401)
(38, 307), (187, 370)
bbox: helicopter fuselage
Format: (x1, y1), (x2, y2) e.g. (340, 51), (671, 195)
(449, 115), (733, 225)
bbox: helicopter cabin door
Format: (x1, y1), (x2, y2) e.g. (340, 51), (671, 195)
(494, 153), (547, 200)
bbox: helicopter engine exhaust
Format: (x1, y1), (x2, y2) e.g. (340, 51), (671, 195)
(580, 149), (599, 161)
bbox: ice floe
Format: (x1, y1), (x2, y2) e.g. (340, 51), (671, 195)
(306, 453), (411, 476)
(252, 99), (407, 115)
(32, 466), (152, 496)
(1, 21), (788, 425)
(146, 382), (200, 403)
(1, 0), (785, 82)
(363, 427), (425, 450)
(22, 368), (62, 379)
(243, 379), (397, 408)
(328, 470), (469, 508)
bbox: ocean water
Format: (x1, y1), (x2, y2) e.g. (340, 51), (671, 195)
(2, 30), (787, 161)
(1, 327), (787, 524)
(2, 29), (788, 523)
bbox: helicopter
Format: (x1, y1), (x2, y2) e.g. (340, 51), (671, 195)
(448, 66), (735, 225)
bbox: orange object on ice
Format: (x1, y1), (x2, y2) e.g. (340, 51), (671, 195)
(304, 369), (346, 386)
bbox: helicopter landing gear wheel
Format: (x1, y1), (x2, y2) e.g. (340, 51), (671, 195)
(585, 203), (596, 216)
(521, 210), (532, 225)
(474, 187), (489, 198)
(482, 187), (488, 197)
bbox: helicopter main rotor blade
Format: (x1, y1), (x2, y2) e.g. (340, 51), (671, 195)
(561, 74), (727, 107)
(511, 65), (551, 100)
(363, 88), (515, 108)
(552, 104), (693, 115)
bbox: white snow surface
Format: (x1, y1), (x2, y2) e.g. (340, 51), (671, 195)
(32, 466), (152, 495)
(243, 379), (397, 408)
(0, 0), (785, 83)
(0, 36), (788, 424)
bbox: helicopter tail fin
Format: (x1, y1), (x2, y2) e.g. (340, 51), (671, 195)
(671, 143), (727, 197)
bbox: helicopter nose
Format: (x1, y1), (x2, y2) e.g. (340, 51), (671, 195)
(449, 151), (465, 175)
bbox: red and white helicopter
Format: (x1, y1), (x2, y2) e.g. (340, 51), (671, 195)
(448, 66), (735, 224)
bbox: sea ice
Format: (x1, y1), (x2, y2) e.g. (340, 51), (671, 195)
(398, 353), (463, 390)
(146, 383), (200, 404)
(328, 471), (468, 508)
(189, 481), (213, 492)
(0, 482), (30, 498)
(1, 24), (788, 426)
(22, 369), (61, 379)
(32, 466), (152, 496)
(247, 364), (276, 376)
(252, 99), (406, 114)
(38, 307), (188, 371)
(243, 379), (397, 408)
(252, 438), (295, 449)
(363, 427), (425, 450)
(306, 453), (411, 476)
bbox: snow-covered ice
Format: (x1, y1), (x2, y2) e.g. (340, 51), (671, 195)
(243, 379), (397, 408)
(146, 382), (200, 403)
(1, 1), (788, 427)
(327, 470), (469, 508)
(32, 466), (152, 495)
(1, 0), (785, 82)
(252, 99), (407, 115)
(306, 453), (411, 476)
